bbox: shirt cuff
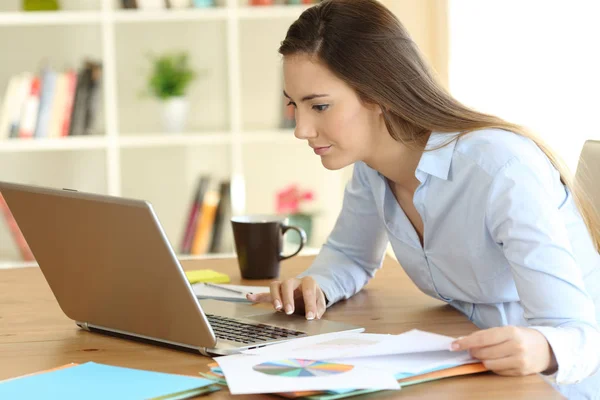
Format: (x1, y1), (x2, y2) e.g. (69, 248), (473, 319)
(531, 325), (600, 385)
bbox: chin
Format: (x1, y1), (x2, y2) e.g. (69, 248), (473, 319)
(320, 156), (352, 171)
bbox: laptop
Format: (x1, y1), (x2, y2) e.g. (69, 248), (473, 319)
(0, 181), (363, 356)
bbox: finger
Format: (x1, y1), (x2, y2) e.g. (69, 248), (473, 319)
(452, 327), (514, 351)
(281, 279), (299, 315)
(493, 368), (525, 377)
(265, 281), (282, 311)
(301, 278), (318, 320)
(316, 289), (326, 319)
(246, 292), (272, 303)
(482, 356), (524, 374)
(469, 340), (515, 361)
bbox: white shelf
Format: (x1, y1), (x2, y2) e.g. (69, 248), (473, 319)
(0, 136), (108, 152)
(0, 11), (102, 26)
(112, 8), (228, 23)
(119, 132), (231, 148)
(0, 5), (310, 26)
(0, 130), (300, 152)
(0, 0), (341, 265)
(237, 5), (311, 19)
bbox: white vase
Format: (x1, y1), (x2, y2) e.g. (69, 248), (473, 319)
(137, 0), (166, 9)
(160, 97), (189, 133)
(170, 0), (192, 8)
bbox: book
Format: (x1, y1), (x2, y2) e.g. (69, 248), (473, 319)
(9, 73), (33, 138)
(190, 189), (220, 255)
(17, 76), (40, 139)
(208, 180), (233, 254)
(0, 362), (221, 400)
(34, 67), (57, 138)
(180, 175), (210, 254)
(83, 61), (102, 135)
(0, 74), (20, 139)
(60, 69), (78, 137)
(121, 0), (138, 8)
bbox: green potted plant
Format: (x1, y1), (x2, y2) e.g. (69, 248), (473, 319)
(145, 51), (198, 133)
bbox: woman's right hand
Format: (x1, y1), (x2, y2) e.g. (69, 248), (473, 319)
(246, 276), (327, 320)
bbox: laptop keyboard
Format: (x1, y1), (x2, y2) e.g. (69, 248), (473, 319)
(206, 314), (306, 345)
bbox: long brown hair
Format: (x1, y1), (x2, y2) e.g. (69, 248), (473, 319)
(279, 0), (600, 250)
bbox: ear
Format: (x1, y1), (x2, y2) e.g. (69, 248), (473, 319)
(363, 100), (384, 115)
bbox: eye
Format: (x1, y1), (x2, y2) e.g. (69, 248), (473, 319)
(312, 104), (329, 112)
(287, 101), (297, 108)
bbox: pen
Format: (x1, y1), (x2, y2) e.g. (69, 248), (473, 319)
(204, 282), (253, 295)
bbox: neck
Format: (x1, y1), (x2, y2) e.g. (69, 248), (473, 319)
(364, 127), (428, 194)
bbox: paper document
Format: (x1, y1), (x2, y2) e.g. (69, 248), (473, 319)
(244, 329), (455, 359)
(214, 354), (400, 395)
(0, 362), (217, 400)
(329, 350), (477, 376)
(192, 283), (269, 302)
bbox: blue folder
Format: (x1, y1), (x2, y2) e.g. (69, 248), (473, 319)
(0, 362), (217, 400)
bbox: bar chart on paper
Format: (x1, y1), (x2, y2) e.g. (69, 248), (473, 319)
(252, 359), (354, 378)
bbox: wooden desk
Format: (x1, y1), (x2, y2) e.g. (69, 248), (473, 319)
(0, 256), (561, 399)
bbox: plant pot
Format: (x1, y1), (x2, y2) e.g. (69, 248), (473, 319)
(285, 213), (313, 247)
(160, 97), (189, 133)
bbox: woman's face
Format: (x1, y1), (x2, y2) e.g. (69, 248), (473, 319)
(283, 54), (384, 170)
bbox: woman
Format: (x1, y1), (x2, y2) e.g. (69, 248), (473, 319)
(246, 0), (600, 397)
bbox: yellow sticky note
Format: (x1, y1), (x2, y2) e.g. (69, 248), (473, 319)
(185, 269), (230, 284)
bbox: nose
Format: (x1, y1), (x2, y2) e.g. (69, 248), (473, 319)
(293, 114), (317, 140)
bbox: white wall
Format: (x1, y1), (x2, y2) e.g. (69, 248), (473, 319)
(448, 0), (600, 171)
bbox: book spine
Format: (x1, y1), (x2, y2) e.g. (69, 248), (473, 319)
(18, 77), (41, 139)
(190, 190), (220, 255)
(60, 70), (78, 137)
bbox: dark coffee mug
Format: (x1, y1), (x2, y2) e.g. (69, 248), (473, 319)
(231, 215), (307, 280)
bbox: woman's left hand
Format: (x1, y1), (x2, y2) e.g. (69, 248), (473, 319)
(451, 326), (557, 376)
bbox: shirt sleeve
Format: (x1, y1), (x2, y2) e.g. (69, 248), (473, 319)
(486, 157), (600, 385)
(297, 162), (389, 307)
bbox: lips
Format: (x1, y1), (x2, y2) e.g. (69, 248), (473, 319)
(312, 145), (332, 155)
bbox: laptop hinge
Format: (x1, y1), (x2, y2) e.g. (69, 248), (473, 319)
(76, 321), (90, 331)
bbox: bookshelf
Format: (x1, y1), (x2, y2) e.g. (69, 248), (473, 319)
(0, 0), (350, 264)
(0, 0), (447, 266)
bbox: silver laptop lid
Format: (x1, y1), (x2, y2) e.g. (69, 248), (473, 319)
(0, 181), (217, 349)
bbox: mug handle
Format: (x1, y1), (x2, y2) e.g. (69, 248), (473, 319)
(280, 225), (307, 261)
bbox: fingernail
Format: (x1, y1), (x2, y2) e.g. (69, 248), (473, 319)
(306, 311), (315, 320)
(450, 342), (460, 351)
(285, 305), (293, 315)
(274, 300), (282, 310)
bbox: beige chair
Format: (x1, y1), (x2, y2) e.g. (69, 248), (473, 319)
(575, 140), (600, 215)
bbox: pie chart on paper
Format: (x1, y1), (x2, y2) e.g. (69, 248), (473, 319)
(252, 359), (353, 377)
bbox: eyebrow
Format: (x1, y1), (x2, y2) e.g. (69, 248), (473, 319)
(283, 90), (329, 102)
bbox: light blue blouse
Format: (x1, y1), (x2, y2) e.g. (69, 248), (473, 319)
(298, 129), (600, 399)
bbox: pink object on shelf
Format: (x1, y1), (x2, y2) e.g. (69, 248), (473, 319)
(276, 184), (314, 215)
(249, 0), (274, 5)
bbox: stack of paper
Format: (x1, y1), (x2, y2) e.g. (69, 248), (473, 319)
(0, 362), (221, 400)
(206, 330), (487, 397)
